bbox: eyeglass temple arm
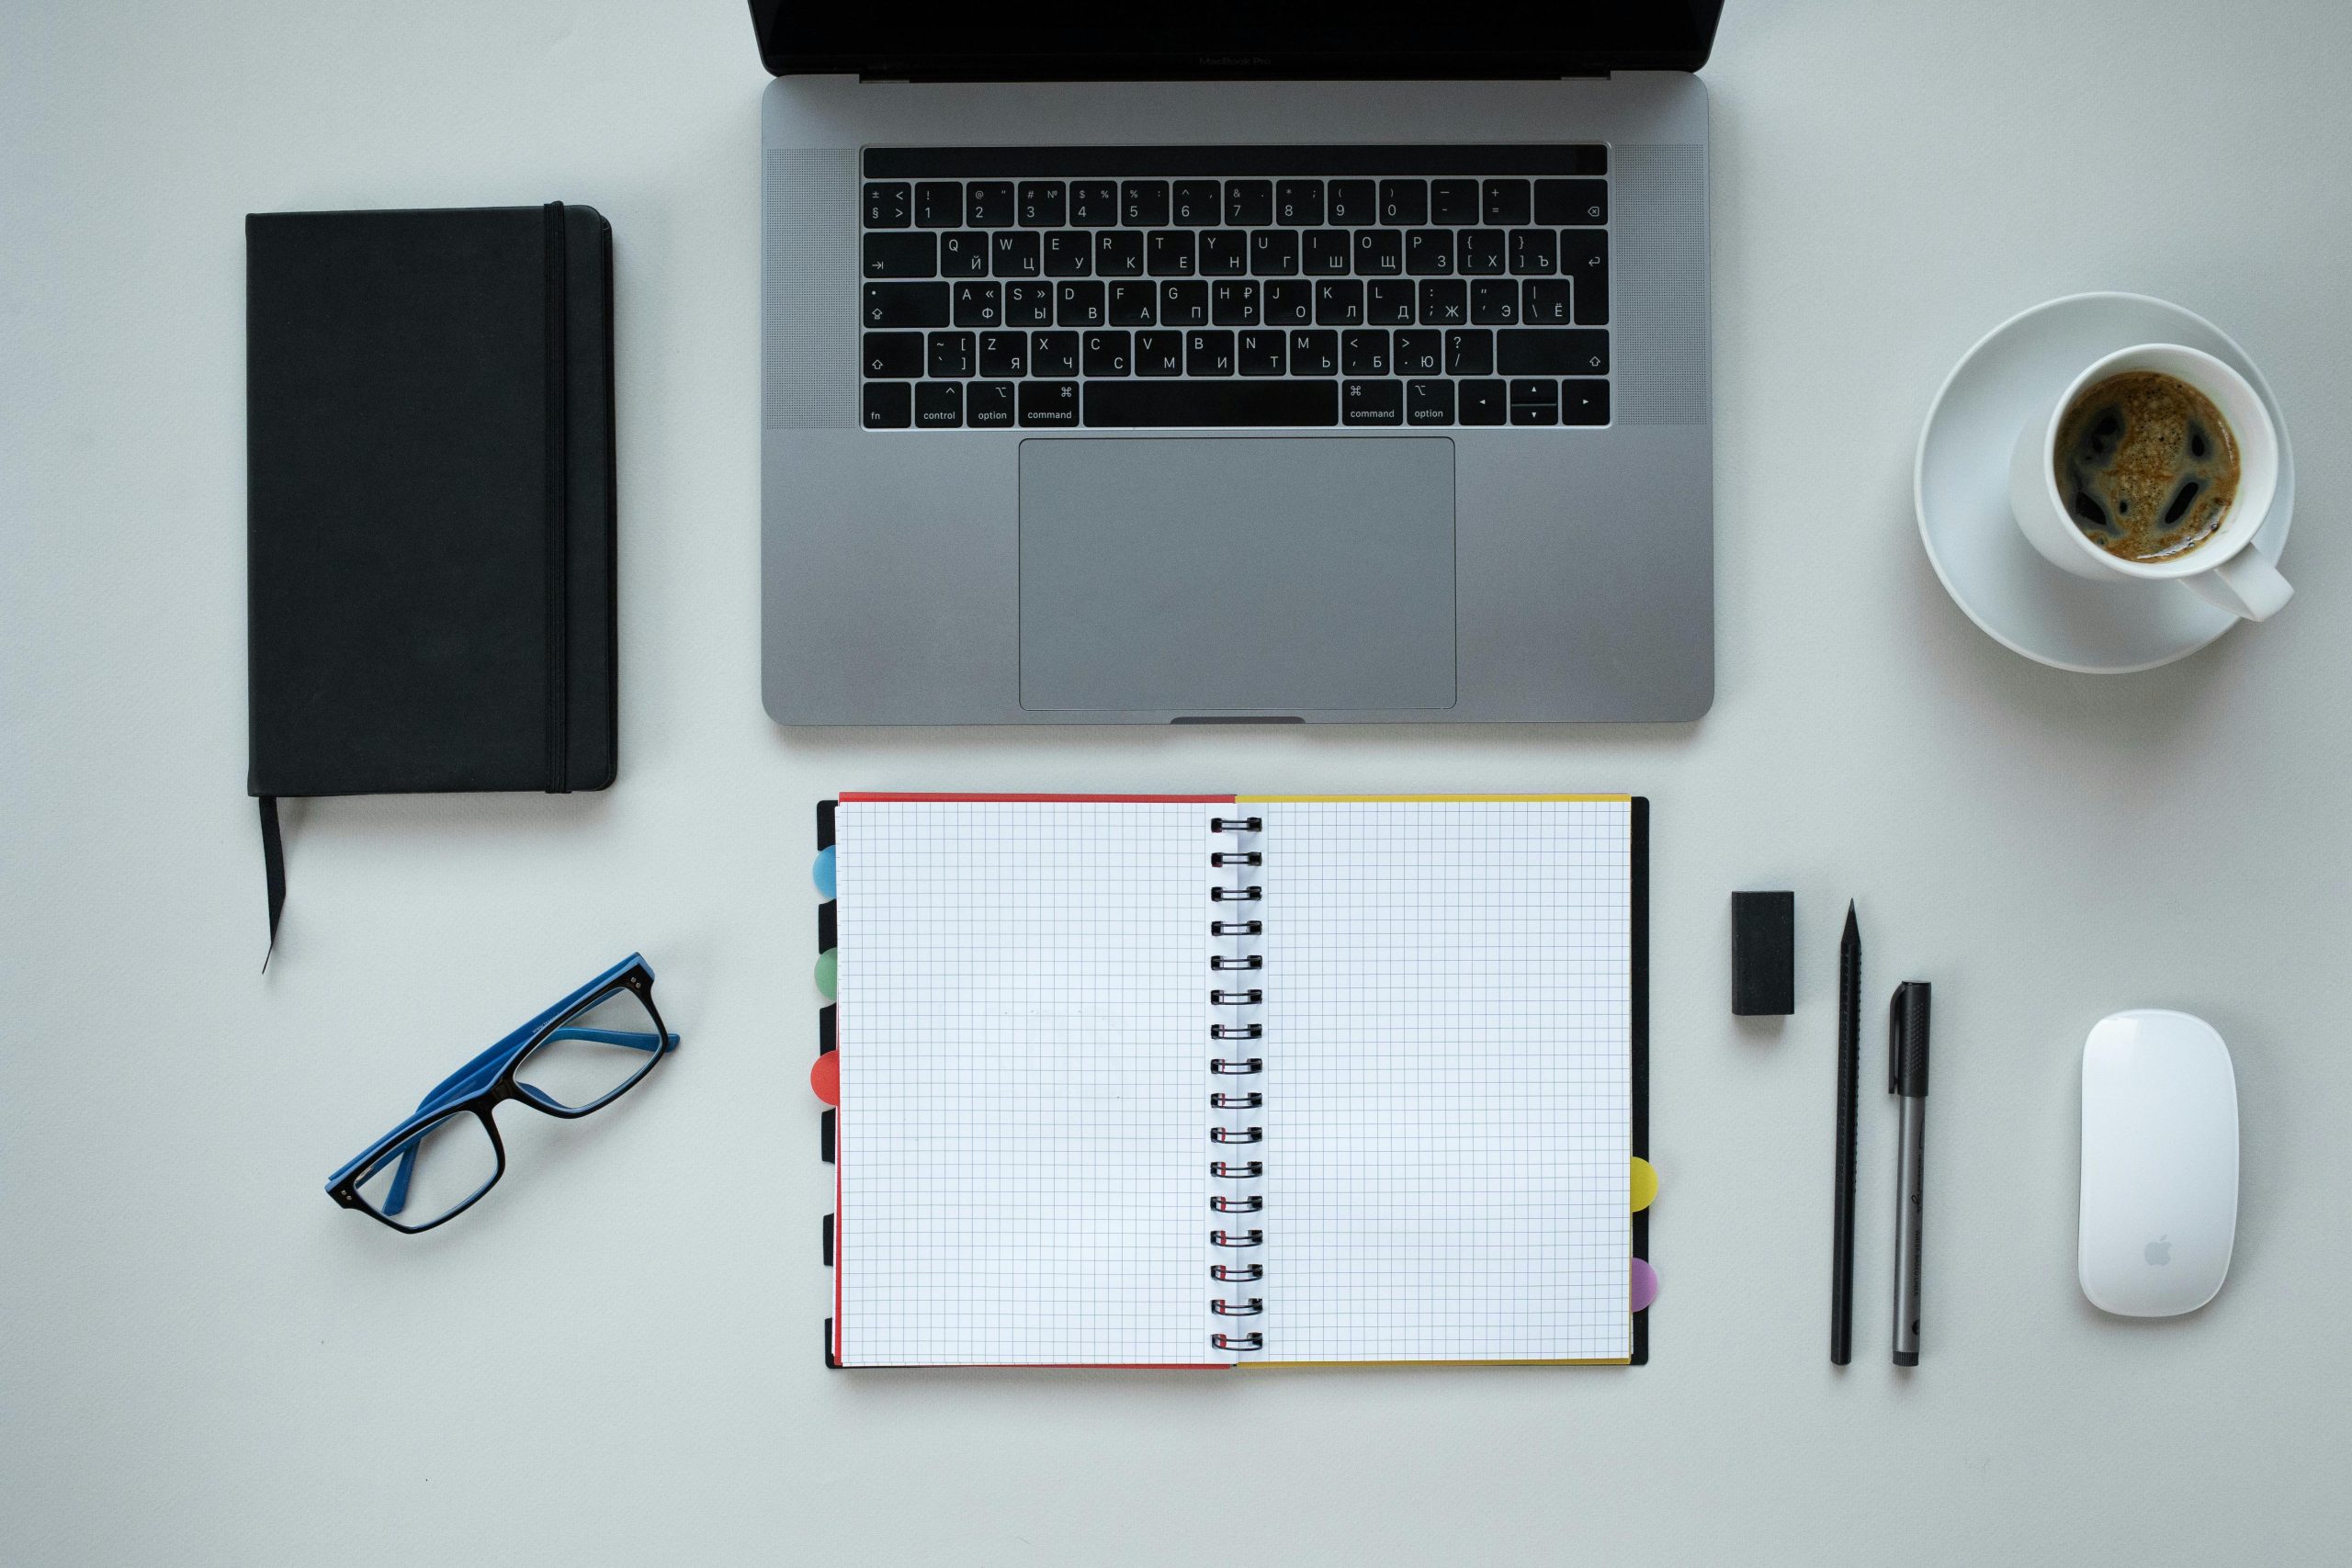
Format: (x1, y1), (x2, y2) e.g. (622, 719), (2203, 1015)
(380, 1026), (679, 1215)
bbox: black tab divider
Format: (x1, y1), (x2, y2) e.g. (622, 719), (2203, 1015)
(818, 900), (836, 953)
(820, 1109), (835, 1163)
(822, 1213), (834, 1266)
(820, 1004), (836, 1055)
(824, 1319), (839, 1371)
(817, 798), (836, 850)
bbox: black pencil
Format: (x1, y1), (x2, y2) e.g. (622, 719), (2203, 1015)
(1830, 900), (1861, 1364)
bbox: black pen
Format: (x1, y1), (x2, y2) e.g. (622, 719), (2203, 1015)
(1890, 981), (1932, 1367)
(1830, 902), (1860, 1365)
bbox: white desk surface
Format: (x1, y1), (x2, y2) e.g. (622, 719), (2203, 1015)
(6, 2), (2351, 1562)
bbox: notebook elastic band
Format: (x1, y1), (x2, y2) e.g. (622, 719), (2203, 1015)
(541, 201), (571, 795)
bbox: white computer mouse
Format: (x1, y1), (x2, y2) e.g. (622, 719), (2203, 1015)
(2079, 1010), (2239, 1316)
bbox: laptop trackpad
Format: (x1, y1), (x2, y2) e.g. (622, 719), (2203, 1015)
(1019, 437), (1455, 713)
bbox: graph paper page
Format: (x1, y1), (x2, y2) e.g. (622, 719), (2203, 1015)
(1258, 799), (1633, 1363)
(834, 800), (1219, 1367)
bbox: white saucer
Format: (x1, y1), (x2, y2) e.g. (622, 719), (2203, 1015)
(1915, 292), (2295, 673)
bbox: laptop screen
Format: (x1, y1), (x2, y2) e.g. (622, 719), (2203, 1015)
(749, 2), (1723, 80)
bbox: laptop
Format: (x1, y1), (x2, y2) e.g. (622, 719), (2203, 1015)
(753, 4), (1719, 724)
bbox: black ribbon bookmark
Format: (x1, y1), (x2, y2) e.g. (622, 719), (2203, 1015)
(259, 795), (286, 972)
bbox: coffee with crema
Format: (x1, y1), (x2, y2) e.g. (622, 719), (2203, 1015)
(2053, 370), (2240, 563)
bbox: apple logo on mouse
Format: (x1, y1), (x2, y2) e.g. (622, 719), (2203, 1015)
(2145, 1235), (2172, 1267)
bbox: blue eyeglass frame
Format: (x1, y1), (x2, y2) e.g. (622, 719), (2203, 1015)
(324, 953), (680, 1233)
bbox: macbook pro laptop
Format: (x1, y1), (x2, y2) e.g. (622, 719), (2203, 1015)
(754, 4), (1719, 723)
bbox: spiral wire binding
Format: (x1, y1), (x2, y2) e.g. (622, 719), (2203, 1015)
(1209, 811), (1267, 1352)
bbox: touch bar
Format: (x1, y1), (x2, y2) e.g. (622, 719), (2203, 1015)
(865, 144), (1609, 178)
(1084, 381), (1339, 428)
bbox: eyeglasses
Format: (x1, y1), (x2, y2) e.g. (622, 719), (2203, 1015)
(325, 954), (679, 1233)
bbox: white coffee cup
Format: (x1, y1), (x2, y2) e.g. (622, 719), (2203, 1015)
(2008, 343), (2290, 621)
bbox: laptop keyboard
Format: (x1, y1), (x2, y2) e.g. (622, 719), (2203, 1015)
(856, 146), (1610, 432)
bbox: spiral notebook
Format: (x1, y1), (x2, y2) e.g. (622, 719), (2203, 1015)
(810, 794), (1650, 1369)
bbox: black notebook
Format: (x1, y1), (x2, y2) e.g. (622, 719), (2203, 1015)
(245, 204), (616, 943)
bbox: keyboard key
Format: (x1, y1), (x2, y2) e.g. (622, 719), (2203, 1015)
(967, 182), (1015, 227)
(1406, 378), (1454, 425)
(1497, 328), (1609, 375)
(968, 379), (1016, 426)
(1471, 279), (1520, 325)
(1085, 380), (1340, 427)
(1275, 179), (1324, 226)
(978, 331), (1028, 378)
(1353, 230), (1403, 276)
(1482, 178), (1532, 226)
(1509, 229), (1557, 275)
(1562, 231), (1609, 322)
(1522, 279), (1573, 324)
(926, 331), (975, 378)
(915, 380), (963, 427)
(913, 182), (962, 229)
(938, 232), (989, 277)
(1135, 331), (1184, 376)
(1211, 279), (1260, 326)
(1020, 380), (1080, 427)
(1445, 328), (1494, 376)
(1148, 231), (1196, 276)
(1057, 280), (1106, 327)
(1226, 180), (1273, 226)
(1303, 231), (1351, 276)
(1288, 329), (1339, 376)
(1509, 378), (1560, 425)
(863, 232), (936, 277)
(1083, 329), (1132, 376)
(863, 382), (911, 428)
(1263, 279), (1315, 326)
(1460, 230), (1508, 276)
(1379, 179), (1429, 226)
(1250, 229), (1299, 276)
(1108, 280), (1157, 326)
(1459, 378), (1507, 424)
(1418, 278), (1468, 326)
(1238, 330), (1285, 376)
(1160, 280), (1209, 327)
(1562, 378), (1611, 425)
(864, 282), (949, 327)
(1394, 329), (1442, 376)
(1341, 378), (1403, 425)
(1430, 178), (1480, 224)
(1534, 177), (1608, 226)
(1186, 330), (1236, 376)
(863, 181), (910, 229)
(1171, 181), (1221, 225)
(1069, 181), (1120, 225)
(1042, 231), (1091, 277)
(1004, 281), (1054, 327)
(1341, 329), (1389, 376)
(990, 231), (1041, 276)
(1365, 279), (1415, 325)
(1200, 230), (1248, 276)
(1017, 181), (1066, 227)
(1122, 180), (1170, 226)
(1328, 180), (1376, 226)
(863, 331), (925, 378)
(1095, 231), (1144, 276)
(1315, 279), (1363, 325)
(1404, 229), (1454, 276)
(1033, 332), (1080, 377)
(952, 281), (1001, 327)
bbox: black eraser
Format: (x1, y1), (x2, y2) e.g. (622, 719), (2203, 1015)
(1731, 891), (1795, 1016)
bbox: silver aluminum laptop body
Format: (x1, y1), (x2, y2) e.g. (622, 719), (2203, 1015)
(761, 76), (1712, 723)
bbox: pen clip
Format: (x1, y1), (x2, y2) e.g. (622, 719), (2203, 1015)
(1888, 985), (1905, 1095)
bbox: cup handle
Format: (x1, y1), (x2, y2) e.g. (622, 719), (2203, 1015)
(2183, 547), (2293, 622)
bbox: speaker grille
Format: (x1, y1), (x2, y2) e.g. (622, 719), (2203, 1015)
(763, 148), (857, 431)
(1612, 144), (1709, 426)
